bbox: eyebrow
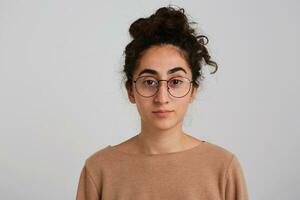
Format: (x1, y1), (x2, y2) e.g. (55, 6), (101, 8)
(137, 67), (187, 77)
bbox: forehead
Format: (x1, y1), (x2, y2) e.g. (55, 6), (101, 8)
(134, 44), (191, 78)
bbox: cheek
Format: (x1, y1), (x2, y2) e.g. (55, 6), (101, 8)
(174, 100), (191, 117)
(134, 98), (151, 117)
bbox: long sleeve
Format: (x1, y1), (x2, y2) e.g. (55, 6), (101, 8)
(224, 154), (249, 200)
(76, 165), (100, 200)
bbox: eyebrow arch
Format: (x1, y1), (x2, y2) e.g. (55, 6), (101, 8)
(138, 67), (187, 77)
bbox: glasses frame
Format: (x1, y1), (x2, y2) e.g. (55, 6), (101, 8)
(133, 75), (194, 98)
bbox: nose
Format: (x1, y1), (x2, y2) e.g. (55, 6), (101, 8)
(154, 80), (170, 103)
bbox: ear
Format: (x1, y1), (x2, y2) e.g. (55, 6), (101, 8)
(126, 85), (136, 104)
(189, 86), (198, 103)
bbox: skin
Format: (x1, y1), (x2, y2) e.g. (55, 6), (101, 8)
(115, 44), (203, 155)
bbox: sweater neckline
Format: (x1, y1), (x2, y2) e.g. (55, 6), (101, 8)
(107, 140), (206, 157)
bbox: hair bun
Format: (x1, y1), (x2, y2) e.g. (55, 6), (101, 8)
(129, 7), (192, 39)
(129, 18), (149, 39)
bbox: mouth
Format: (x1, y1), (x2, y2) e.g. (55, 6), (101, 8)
(152, 110), (174, 117)
(152, 109), (173, 113)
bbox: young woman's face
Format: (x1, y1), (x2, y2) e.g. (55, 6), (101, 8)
(127, 44), (198, 131)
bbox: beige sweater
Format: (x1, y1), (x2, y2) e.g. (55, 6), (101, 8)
(76, 141), (249, 200)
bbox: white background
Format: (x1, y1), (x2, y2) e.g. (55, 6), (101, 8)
(1, 0), (299, 199)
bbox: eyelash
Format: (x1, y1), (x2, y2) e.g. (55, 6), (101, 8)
(142, 77), (184, 87)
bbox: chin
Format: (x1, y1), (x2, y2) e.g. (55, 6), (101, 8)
(150, 118), (178, 131)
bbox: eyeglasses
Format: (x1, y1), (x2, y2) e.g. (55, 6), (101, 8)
(133, 76), (194, 98)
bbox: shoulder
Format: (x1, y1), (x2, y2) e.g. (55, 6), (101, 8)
(83, 145), (115, 173)
(196, 141), (248, 197)
(200, 140), (239, 169)
(85, 145), (113, 163)
(188, 134), (235, 161)
(203, 140), (234, 157)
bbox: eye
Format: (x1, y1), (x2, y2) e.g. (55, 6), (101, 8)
(143, 79), (157, 87)
(169, 78), (183, 87)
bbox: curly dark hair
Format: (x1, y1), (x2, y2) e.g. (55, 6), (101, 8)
(122, 5), (218, 91)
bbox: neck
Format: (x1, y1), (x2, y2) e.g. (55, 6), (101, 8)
(136, 119), (188, 155)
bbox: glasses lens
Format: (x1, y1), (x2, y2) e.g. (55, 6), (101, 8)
(135, 76), (158, 97)
(168, 77), (191, 97)
(135, 76), (191, 98)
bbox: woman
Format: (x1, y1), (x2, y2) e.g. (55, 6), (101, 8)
(76, 5), (249, 200)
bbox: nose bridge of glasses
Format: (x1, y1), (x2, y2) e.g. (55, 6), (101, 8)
(153, 80), (169, 100)
(157, 79), (170, 90)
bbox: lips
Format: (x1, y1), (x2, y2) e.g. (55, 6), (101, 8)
(152, 110), (173, 118)
(152, 110), (173, 113)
